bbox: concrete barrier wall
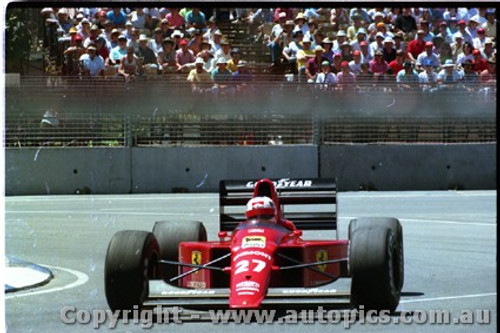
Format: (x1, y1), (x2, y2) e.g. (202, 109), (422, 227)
(4, 143), (495, 195)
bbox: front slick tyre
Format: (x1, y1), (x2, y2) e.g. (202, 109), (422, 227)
(105, 230), (159, 312)
(349, 226), (401, 313)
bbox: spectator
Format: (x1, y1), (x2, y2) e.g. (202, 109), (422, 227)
(349, 8), (371, 24)
(126, 28), (140, 52)
(346, 14), (364, 42)
(78, 18), (92, 41)
(213, 38), (232, 66)
(394, 7), (417, 34)
(185, 8), (206, 29)
(369, 32), (385, 58)
(136, 34), (158, 76)
(470, 8), (488, 25)
(407, 29), (426, 62)
(79, 44), (105, 76)
(187, 57), (211, 91)
(268, 12), (287, 68)
(315, 60), (337, 89)
(416, 42), (440, 70)
(436, 21), (453, 44)
(466, 17), (480, 40)
(479, 56), (496, 84)
(417, 20), (435, 42)
(95, 36), (109, 63)
(396, 61), (419, 89)
(56, 8), (73, 35)
(101, 20), (114, 43)
(157, 38), (176, 73)
(293, 12), (308, 36)
(108, 28), (121, 50)
(350, 28), (367, 52)
(203, 17), (219, 41)
(359, 41), (372, 64)
(129, 8), (150, 30)
(331, 52), (343, 73)
(382, 37), (397, 63)
(330, 8), (350, 29)
(369, 49), (389, 79)
(63, 34), (86, 75)
(482, 9), (496, 39)
(188, 29), (204, 55)
(336, 60), (356, 88)
(108, 34), (128, 69)
(472, 49), (488, 73)
(83, 24), (101, 48)
(437, 59), (461, 85)
(349, 50), (363, 75)
(340, 42), (353, 62)
(296, 35), (314, 78)
(454, 20), (473, 44)
(176, 38), (196, 72)
(451, 33), (465, 60)
(123, 21), (135, 41)
(211, 57), (233, 86)
(304, 19), (318, 42)
(438, 42), (454, 64)
(418, 59), (439, 88)
(171, 29), (185, 50)
(305, 45), (327, 82)
(473, 28), (487, 50)
(460, 59), (479, 84)
(209, 30), (223, 55)
(481, 38), (495, 60)
(447, 17), (459, 35)
(321, 37), (334, 62)
(107, 8), (128, 28)
(227, 48), (242, 72)
(232, 60), (253, 88)
(282, 30), (303, 74)
(165, 8), (185, 29)
(95, 10), (109, 29)
(197, 49), (214, 73)
(149, 28), (165, 55)
(456, 42), (474, 65)
(393, 31), (406, 52)
(118, 46), (143, 80)
(332, 30), (347, 53)
(388, 49), (405, 76)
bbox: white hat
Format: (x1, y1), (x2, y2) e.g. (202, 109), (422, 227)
(337, 30), (347, 37)
(216, 57), (227, 65)
(376, 32), (385, 38)
(195, 57), (205, 64)
(138, 34), (149, 42)
(374, 12), (385, 18)
(171, 30), (184, 38)
(237, 60), (247, 67)
(279, 12), (287, 18)
(213, 29), (223, 36)
(302, 36), (312, 43)
(383, 37), (394, 44)
(443, 59), (455, 67)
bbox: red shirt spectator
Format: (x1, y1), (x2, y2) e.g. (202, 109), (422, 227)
(369, 50), (389, 74)
(472, 50), (488, 73)
(388, 50), (405, 75)
(406, 30), (426, 61)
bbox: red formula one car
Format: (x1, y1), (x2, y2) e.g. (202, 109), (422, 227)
(105, 178), (404, 312)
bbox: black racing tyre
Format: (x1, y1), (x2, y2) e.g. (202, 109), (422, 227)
(349, 225), (402, 312)
(348, 217), (404, 289)
(104, 230), (159, 312)
(152, 221), (207, 281)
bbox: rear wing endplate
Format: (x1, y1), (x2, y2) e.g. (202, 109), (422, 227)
(219, 178), (337, 234)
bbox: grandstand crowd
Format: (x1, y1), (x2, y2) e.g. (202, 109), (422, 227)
(40, 7), (496, 89)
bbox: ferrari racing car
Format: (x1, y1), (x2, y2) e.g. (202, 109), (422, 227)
(104, 178), (404, 312)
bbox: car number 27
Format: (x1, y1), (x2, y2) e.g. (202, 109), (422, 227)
(234, 259), (267, 275)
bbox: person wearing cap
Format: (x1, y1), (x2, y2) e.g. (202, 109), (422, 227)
(268, 11), (287, 68)
(466, 17), (481, 40)
(470, 8), (488, 26)
(473, 27), (488, 50)
(416, 20), (435, 42)
(209, 30), (223, 55)
(296, 36), (315, 81)
(164, 7), (185, 29)
(437, 59), (461, 85)
(396, 60), (419, 89)
(482, 9), (496, 39)
(305, 45), (328, 82)
(451, 32), (465, 60)
(349, 28), (367, 52)
(176, 38), (196, 72)
(282, 30), (304, 73)
(77, 18), (92, 41)
(479, 55), (496, 85)
(358, 40), (372, 64)
(331, 52), (344, 74)
(369, 32), (385, 59)
(157, 38), (176, 73)
(94, 36), (110, 63)
(186, 29), (204, 55)
(320, 37), (334, 62)
(459, 59), (479, 85)
(315, 60), (336, 88)
(407, 29), (427, 63)
(62, 33), (86, 75)
(349, 7), (371, 25)
(471, 49), (488, 73)
(129, 8), (147, 30)
(454, 19), (473, 45)
(481, 38), (495, 60)
(147, 28), (165, 56)
(346, 13), (365, 42)
(187, 57), (211, 90)
(293, 12), (308, 36)
(436, 21), (454, 44)
(304, 18), (318, 42)
(349, 50), (363, 75)
(185, 8), (207, 29)
(332, 30), (347, 53)
(394, 8), (417, 34)
(393, 31), (406, 52)
(79, 43), (105, 76)
(226, 48), (242, 72)
(211, 57), (232, 86)
(83, 24), (101, 48)
(388, 49), (406, 77)
(418, 59), (439, 90)
(213, 38), (232, 67)
(56, 8), (73, 35)
(369, 49), (389, 78)
(108, 34), (128, 68)
(136, 34), (158, 76)
(106, 8), (127, 28)
(232, 60), (253, 86)
(382, 37), (397, 63)
(117, 45), (143, 80)
(339, 41), (353, 62)
(336, 60), (356, 88)
(416, 41), (440, 70)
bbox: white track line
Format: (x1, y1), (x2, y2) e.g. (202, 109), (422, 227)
(400, 292), (497, 304)
(341, 216), (495, 227)
(5, 265), (89, 299)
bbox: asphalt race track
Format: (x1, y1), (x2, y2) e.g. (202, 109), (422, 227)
(5, 191), (496, 332)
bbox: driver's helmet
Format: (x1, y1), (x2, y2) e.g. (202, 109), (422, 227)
(245, 196), (276, 220)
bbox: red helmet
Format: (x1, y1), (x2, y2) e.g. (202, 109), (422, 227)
(245, 196), (276, 219)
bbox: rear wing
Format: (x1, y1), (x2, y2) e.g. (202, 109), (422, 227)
(219, 178), (337, 234)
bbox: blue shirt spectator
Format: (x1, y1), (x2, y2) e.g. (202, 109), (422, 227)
(107, 8), (128, 27)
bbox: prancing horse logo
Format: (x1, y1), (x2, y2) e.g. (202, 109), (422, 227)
(315, 250), (328, 272)
(191, 251), (202, 265)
